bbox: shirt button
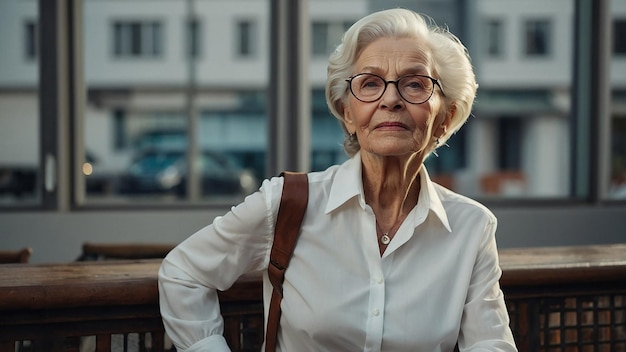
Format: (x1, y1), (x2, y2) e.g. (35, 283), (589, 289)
(376, 276), (383, 284)
(372, 309), (380, 316)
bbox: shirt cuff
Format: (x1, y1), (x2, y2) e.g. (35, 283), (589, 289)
(184, 335), (231, 352)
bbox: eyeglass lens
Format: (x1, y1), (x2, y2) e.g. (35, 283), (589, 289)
(350, 73), (435, 104)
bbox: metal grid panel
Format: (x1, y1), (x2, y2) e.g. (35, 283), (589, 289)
(508, 295), (626, 352)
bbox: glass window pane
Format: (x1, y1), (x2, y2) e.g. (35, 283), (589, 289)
(608, 0), (626, 199)
(0, 1), (40, 206)
(308, 3), (362, 173)
(469, 0), (570, 198)
(81, 0), (267, 205)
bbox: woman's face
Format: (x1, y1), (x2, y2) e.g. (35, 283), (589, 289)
(343, 37), (449, 160)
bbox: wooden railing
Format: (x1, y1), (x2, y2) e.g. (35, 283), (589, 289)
(0, 244), (625, 351)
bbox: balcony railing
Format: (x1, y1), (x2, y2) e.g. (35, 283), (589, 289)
(1, 244), (625, 351)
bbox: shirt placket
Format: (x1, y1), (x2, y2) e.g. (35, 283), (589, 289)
(363, 209), (385, 352)
(364, 265), (385, 352)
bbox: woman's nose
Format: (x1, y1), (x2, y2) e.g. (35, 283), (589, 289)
(380, 82), (404, 110)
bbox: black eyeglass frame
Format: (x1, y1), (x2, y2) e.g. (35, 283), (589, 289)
(345, 73), (445, 105)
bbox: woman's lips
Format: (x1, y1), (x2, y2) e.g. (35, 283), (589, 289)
(375, 122), (408, 130)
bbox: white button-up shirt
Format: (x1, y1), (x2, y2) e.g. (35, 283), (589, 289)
(158, 153), (517, 351)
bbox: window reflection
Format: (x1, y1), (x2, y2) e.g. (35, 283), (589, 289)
(82, 0), (268, 204)
(2, 0), (622, 207)
(370, 0), (573, 199)
(0, 1), (40, 206)
(609, 1), (626, 199)
(611, 118), (626, 199)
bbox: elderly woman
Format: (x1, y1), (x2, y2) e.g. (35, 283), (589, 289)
(159, 8), (517, 352)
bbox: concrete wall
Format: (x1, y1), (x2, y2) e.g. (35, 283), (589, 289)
(0, 204), (624, 264)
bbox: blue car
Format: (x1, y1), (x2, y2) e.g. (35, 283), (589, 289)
(119, 149), (257, 198)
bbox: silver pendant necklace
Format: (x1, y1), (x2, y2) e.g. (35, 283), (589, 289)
(376, 221), (392, 245)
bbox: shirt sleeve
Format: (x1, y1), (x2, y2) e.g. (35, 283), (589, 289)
(158, 178), (282, 351)
(458, 217), (518, 352)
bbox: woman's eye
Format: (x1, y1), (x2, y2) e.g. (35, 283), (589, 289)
(362, 79), (382, 89)
(404, 79), (425, 90)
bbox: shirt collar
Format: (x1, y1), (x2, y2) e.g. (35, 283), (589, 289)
(415, 166), (452, 232)
(325, 153), (364, 214)
(325, 152), (452, 233)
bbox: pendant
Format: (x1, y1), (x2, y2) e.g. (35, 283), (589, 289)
(380, 234), (391, 245)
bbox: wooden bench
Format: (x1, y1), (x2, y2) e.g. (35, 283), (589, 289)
(77, 242), (175, 261)
(0, 247), (32, 264)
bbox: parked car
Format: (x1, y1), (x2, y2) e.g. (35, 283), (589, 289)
(1, 152), (115, 198)
(119, 149), (257, 198)
(0, 165), (37, 198)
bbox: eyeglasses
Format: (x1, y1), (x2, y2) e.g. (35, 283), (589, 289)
(346, 73), (444, 105)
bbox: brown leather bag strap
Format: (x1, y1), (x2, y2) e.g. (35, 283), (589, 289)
(265, 171), (309, 352)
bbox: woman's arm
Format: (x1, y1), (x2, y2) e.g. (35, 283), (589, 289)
(158, 178), (282, 351)
(458, 219), (518, 352)
(159, 259), (233, 351)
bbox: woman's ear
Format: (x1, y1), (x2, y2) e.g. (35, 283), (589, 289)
(343, 104), (355, 134)
(436, 103), (455, 138)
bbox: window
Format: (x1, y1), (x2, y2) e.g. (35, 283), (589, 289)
(236, 20), (256, 58)
(311, 22), (328, 56)
(424, 128), (467, 175)
(614, 19), (626, 55)
(485, 19), (504, 57)
(24, 20), (37, 60)
(113, 21), (163, 58)
(524, 19), (551, 56)
(186, 18), (202, 58)
(497, 118), (522, 171)
(311, 20), (353, 57)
